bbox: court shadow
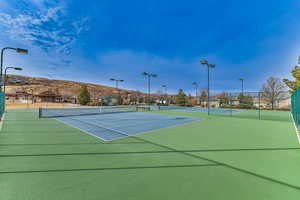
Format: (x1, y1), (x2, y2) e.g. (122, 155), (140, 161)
(0, 163), (220, 174)
(1, 147), (299, 157)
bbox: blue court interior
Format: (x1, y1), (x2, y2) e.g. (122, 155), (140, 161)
(55, 112), (202, 141)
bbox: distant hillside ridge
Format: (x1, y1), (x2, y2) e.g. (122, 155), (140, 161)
(5, 74), (140, 98)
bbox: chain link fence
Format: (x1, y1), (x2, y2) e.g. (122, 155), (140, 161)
(0, 91), (5, 118)
(206, 91), (291, 121)
(291, 88), (300, 127)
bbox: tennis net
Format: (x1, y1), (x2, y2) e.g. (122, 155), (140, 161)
(39, 105), (138, 118)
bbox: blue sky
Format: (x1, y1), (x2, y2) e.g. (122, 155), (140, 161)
(0, 0), (299, 94)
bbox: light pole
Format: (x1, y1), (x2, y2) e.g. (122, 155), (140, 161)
(141, 72), (157, 106)
(239, 78), (244, 95)
(192, 82), (198, 105)
(162, 85), (167, 104)
(200, 60), (216, 115)
(4, 67), (23, 93)
(110, 78), (124, 105)
(3, 67), (22, 112)
(1, 47), (28, 90)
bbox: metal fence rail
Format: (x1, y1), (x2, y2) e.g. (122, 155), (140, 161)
(206, 91), (290, 121)
(291, 88), (300, 127)
(0, 91), (5, 119)
(160, 91), (291, 122)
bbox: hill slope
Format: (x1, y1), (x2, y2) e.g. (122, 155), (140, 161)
(6, 75), (138, 97)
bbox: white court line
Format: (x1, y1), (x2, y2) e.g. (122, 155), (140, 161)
(69, 117), (131, 141)
(71, 117), (130, 136)
(52, 118), (111, 142)
(290, 113), (300, 144)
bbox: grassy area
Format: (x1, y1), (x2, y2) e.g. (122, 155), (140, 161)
(1, 109), (300, 200)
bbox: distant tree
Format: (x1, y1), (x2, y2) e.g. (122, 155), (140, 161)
(283, 66), (300, 92)
(77, 85), (91, 105)
(237, 94), (254, 109)
(238, 94), (253, 104)
(261, 77), (286, 110)
(175, 89), (186, 106)
(187, 94), (196, 106)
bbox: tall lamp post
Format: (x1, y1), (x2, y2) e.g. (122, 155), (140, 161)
(192, 82), (198, 105)
(1, 47), (28, 90)
(162, 85), (167, 104)
(200, 60), (216, 115)
(141, 72), (157, 106)
(4, 67), (23, 93)
(3, 67), (22, 112)
(239, 78), (244, 95)
(110, 78), (124, 105)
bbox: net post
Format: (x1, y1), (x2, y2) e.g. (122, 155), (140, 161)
(38, 107), (41, 119)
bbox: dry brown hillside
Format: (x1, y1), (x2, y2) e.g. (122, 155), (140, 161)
(6, 75), (138, 97)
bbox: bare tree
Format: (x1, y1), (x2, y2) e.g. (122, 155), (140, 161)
(261, 77), (286, 110)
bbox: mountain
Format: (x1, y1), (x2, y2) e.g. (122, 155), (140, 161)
(5, 75), (139, 97)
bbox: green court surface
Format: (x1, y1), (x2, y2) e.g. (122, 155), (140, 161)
(206, 108), (292, 122)
(1, 109), (300, 200)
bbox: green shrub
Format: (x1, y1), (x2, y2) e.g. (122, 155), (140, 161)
(77, 86), (91, 105)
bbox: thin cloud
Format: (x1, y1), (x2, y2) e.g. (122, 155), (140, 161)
(0, 0), (89, 68)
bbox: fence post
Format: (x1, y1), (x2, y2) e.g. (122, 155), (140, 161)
(296, 89), (299, 127)
(0, 91), (4, 118)
(292, 90), (298, 125)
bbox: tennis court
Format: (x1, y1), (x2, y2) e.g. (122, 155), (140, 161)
(1, 108), (300, 199)
(52, 112), (201, 141)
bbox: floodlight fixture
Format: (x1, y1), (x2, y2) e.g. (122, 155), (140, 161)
(1, 47), (28, 91)
(16, 48), (28, 54)
(200, 60), (208, 65)
(13, 67), (23, 71)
